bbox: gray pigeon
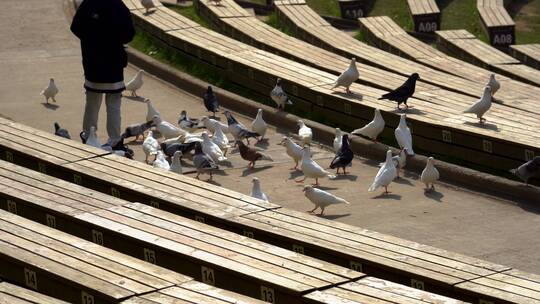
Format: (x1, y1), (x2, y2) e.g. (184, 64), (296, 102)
(161, 141), (197, 158)
(121, 120), (153, 141)
(224, 111), (259, 145)
(510, 157), (540, 185)
(54, 122), (70, 139)
(193, 142), (219, 181)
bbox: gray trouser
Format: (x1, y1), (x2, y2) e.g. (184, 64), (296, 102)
(83, 91), (122, 141)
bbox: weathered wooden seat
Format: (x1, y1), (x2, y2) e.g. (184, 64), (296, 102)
(0, 209), (191, 304)
(0, 281), (70, 304)
(477, 0), (515, 48)
(407, 0), (440, 33)
(1, 158), (538, 303)
(509, 44), (540, 69)
(435, 29), (540, 87)
(273, 0), (540, 110)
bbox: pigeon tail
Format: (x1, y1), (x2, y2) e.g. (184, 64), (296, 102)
(335, 197), (351, 205)
(327, 174), (337, 180)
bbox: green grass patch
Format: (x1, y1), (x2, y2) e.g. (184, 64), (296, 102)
(369, 0), (413, 31)
(513, 0), (540, 44)
(305, 0), (340, 17)
(438, 0), (489, 43)
(167, 4), (212, 29)
(265, 12), (294, 35)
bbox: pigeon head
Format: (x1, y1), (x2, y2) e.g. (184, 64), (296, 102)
(252, 177), (260, 185)
(483, 86), (492, 95)
(224, 111), (237, 125)
(341, 134), (350, 147)
(207, 86), (213, 94)
(427, 156), (435, 167)
(50, 78), (55, 83)
(297, 120), (305, 127)
(276, 78), (282, 86)
(54, 122), (60, 131)
(89, 126), (97, 134)
(256, 108), (263, 118)
(173, 150), (183, 159)
(411, 73), (420, 80)
(279, 136), (289, 145)
(194, 142), (203, 154)
(398, 114), (407, 128)
(152, 115), (161, 124)
(201, 132), (210, 141)
(136, 70), (144, 76)
(489, 74), (496, 81)
(385, 150), (393, 163)
(302, 185), (313, 193)
(180, 110), (187, 120)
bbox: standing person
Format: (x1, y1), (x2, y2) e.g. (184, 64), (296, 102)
(70, 0), (135, 144)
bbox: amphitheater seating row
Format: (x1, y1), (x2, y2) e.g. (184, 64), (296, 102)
(477, 0), (515, 48)
(1, 162), (480, 304)
(130, 0), (540, 173)
(509, 44), (540, 69)
(435, 29), (540, 88)
(1, 119), (540, 303)
(272, 0), (540, 111)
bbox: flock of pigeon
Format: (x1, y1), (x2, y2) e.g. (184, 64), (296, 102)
(45, 59), (538, 215)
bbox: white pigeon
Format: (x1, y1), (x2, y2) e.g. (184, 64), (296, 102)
(303, 185), (350, 215)
(332, 58), (359, 94)
(270, 78), (292, 110)
(201, 132), (227, 162)
(145, 99), (160, 122)
(297, 147), (336, 186)
(297, 120), (312, 146)
(333, 128), (344, 153)
(368, 150), (397, 194)
(85, 126), (101, 149)
(142, 130), (159, 163)
(212, 124), (231, 156)
(486, 74), (500, 96)
(463, 86), (492, 123)
(251, 109), (267, 141)
(352, 108), (385, 141)
(140, 0), (155, 14)
(394, 114), (414, 156)
(169, 151), (183, 174)
(41, 78), (59, 103)
(152, 115), (186, 139)
(421, 157), (440, 191)
(280, 137), (303, 170)
(153, 151), (170, 170)
(250, 177), (269, 202)
(380, 148), (407, 178)
(126, 70), (144, 97)
(201, 116), (229, 134)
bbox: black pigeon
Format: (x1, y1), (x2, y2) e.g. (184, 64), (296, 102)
(54, 122), (71, 139)
(193, 142), (219, 180)
(177, 110), (201, 131)
(330, 134), (353, 174)
(111, 137), (134, 157)
(160, 141), (197, 158)
(121, 120), (153, 141)
(379, 73), (420, 110)
(203, 86), (219, 117)
(224, 111), (259, 145)
(510, 156), (540, 185)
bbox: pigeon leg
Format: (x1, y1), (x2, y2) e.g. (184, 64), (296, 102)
(384, 186), (389, 194)
(431, 184), (435, 191)
(45, 97), (49, 104)
(295, 177), (306, 183)
(52, 97), (57, 103)
(396, 170), (400, 179)
(308, 206), (317, 213)
(290, 161), (298, 170)
(313, 178), (319, 186)
(319, 207), (325, 215)
(343, 167), (348, 175)
(207, 173), (213, 182)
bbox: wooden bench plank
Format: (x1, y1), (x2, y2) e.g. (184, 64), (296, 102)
(0, 282), (70, 304)
(0, 210), (191, 303)
(509, 44), (540, 69)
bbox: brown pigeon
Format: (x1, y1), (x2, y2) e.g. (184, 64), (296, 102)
(237, 141), (273, 169)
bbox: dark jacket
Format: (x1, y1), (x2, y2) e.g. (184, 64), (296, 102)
(71, 0), (135, 93)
